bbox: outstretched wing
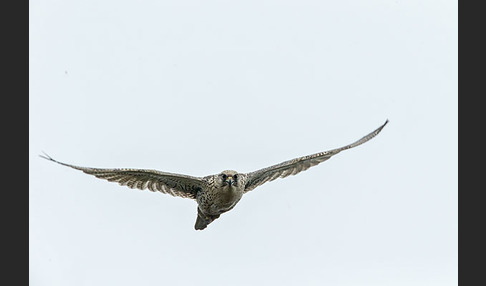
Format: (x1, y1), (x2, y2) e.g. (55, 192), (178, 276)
(40, 154), (206, 199)
(244, 120), (388, 193)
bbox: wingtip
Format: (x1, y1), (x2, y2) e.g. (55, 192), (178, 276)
(39, 151), (57, 163)
(379, 119), (389, 130)
(39, 151), (51, 160)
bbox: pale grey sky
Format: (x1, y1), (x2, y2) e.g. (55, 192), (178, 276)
(30, 1), (457, 285)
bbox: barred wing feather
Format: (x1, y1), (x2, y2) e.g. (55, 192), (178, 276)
(244, 120), (388, 193)
(39, 154), (205, 199)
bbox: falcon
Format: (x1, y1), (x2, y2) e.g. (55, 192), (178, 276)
(40, 120), (388, 230)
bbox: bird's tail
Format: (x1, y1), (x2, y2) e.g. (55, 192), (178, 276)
(194, 209), (220, 230)
(195, 215), (209, 230)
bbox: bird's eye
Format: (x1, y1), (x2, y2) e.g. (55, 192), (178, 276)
(233, 174), (238, 180)
(221, 174), (227, 180)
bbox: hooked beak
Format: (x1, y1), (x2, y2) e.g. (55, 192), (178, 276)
(227, 176), (233, 186)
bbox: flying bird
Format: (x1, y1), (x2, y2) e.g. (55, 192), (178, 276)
(40, 120), (388, 230)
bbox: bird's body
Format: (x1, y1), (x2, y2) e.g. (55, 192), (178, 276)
(195, 170), (247, 229)
(41, 120), (388, 230)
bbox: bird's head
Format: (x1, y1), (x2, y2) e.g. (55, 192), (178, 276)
(218, 170), (243, 188)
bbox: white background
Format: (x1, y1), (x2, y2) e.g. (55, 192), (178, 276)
(30, 1), (457, 285)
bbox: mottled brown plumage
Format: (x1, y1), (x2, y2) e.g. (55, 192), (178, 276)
(40, 120), (388, 230)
